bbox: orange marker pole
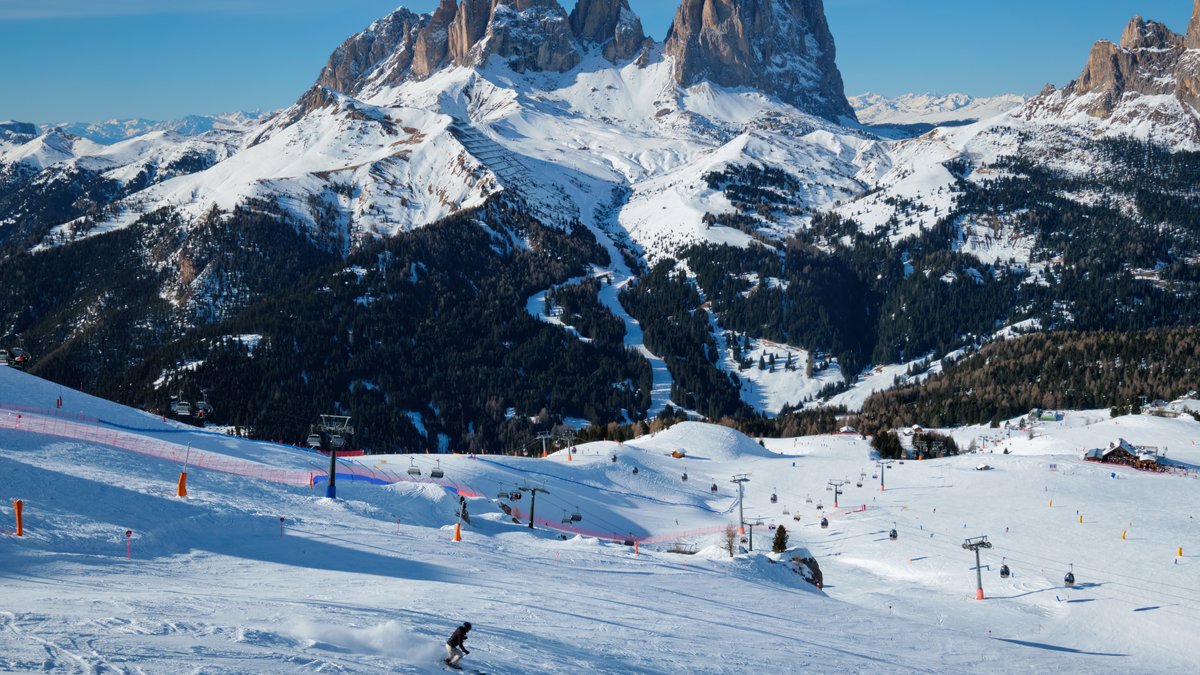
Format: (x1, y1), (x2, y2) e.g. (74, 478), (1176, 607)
(453, 522), (462, 542)
(14, 499), (23, 537)
(177, 472), (188, 498)
(634, 540), (639, 556)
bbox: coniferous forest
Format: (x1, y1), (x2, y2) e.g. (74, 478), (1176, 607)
(4, 138), (1200, 449)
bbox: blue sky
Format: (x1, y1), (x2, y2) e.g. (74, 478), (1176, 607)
(0, 0), (1192, 123)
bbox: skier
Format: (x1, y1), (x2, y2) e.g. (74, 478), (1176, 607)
(444, 621), (472, 669)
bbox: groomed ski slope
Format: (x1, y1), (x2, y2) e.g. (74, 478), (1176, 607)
(1, 366), (1198, 673)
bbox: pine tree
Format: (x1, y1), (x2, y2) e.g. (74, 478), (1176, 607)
(772, 524), (789, 553)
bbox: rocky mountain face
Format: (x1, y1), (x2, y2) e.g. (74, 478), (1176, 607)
(317, 0), (647, 99)
(1019, 2), (1200, 142)
(664, 0), (855, 123)
(313, 0), (849, 122)
(569, 0), (646, 62)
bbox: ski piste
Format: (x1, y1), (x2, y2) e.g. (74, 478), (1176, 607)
(1, 365), (1198, 672)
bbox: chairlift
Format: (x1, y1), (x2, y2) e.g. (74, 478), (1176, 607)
(611, 454), (617, 463)
(1000, 557), (1011, 579)
(770, 491), (778, 504)
(562, 510), (573, 524)
(632, 467), (639, 475)
(889, 528), (898, 541)
(571, 507), (582, 523)
(407, 459), (422, 477)
(820, 517), (829, 529)
(856, 480), (863, 488)
(496, 483), (508, 499)
(805, 495), (813, 503)
(509, 491), (523, 501)
(431, 460), (445, 479)
(1064, 564), (1075, 587)
(3, 347), (30, 368)
(871, 473), (878, 479)
(682, 471), (688, 482)
(329, 434), (346, 450)
(710, 483), (718, 494)
(306, 433), (323, 448)
(816, 503), (824, 510)
(174, 400), (193, 417)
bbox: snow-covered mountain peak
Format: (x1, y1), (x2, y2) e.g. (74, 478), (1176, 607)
(1015, 3), (1200, 147)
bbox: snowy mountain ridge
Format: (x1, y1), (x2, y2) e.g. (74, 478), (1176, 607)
(42, 112), (269, 145)
(849, 92), (1027, 127)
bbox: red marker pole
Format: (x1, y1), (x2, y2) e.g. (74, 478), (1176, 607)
(125, 530), (132, 559)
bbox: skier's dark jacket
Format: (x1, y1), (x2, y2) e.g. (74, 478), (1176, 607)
(448, 626), (469, 648)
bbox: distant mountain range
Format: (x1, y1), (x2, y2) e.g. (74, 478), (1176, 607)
(42, 112), (269, 145)
(849, 92), (1026, 127)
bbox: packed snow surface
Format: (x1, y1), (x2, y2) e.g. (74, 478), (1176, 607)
(2, 367), (1198, 673)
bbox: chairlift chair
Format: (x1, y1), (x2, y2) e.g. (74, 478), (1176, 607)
(889, 528), (898, 541)
(770, 492), (778, 504)
(856, 480), (863, 488)
(816, 503), (824, 510)
(1064, 564), (1075, 587)
(306, 433), (323, 448)
(4, 347), (30, 368)
(682, 471), (688, 482)
(431, 460), (445, 479)
(407, 459), (422, 477)
(562, 511), (573, 524)
(496, 483), (508, 499)
(1000, 558), (1011, 579)
(632, 467), (639, 475)
(175, 401), (192, 417)
(820, 517), (829, 529)
(330, 434), (346, 450)
(571, 507), (582, 523)
(710, 483), (718, 494)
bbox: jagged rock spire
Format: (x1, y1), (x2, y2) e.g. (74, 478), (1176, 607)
(1187, 0), (1200, 49)
(569, 0), (647, 61)
(664, 0), (855, 123)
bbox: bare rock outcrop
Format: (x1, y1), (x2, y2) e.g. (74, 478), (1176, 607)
(569, 0), (647, 62)
(664, 0), (855, 123)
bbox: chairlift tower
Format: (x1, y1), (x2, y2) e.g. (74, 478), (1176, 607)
(518, 485), (550, 529)
(827, 480), (847, 508)
(318, 415), (354, 499)
(876, 460), (894, 491)
(731, 474), (750, 534)
(962, 536), (993, 600)
(536, 431), (554, 457)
